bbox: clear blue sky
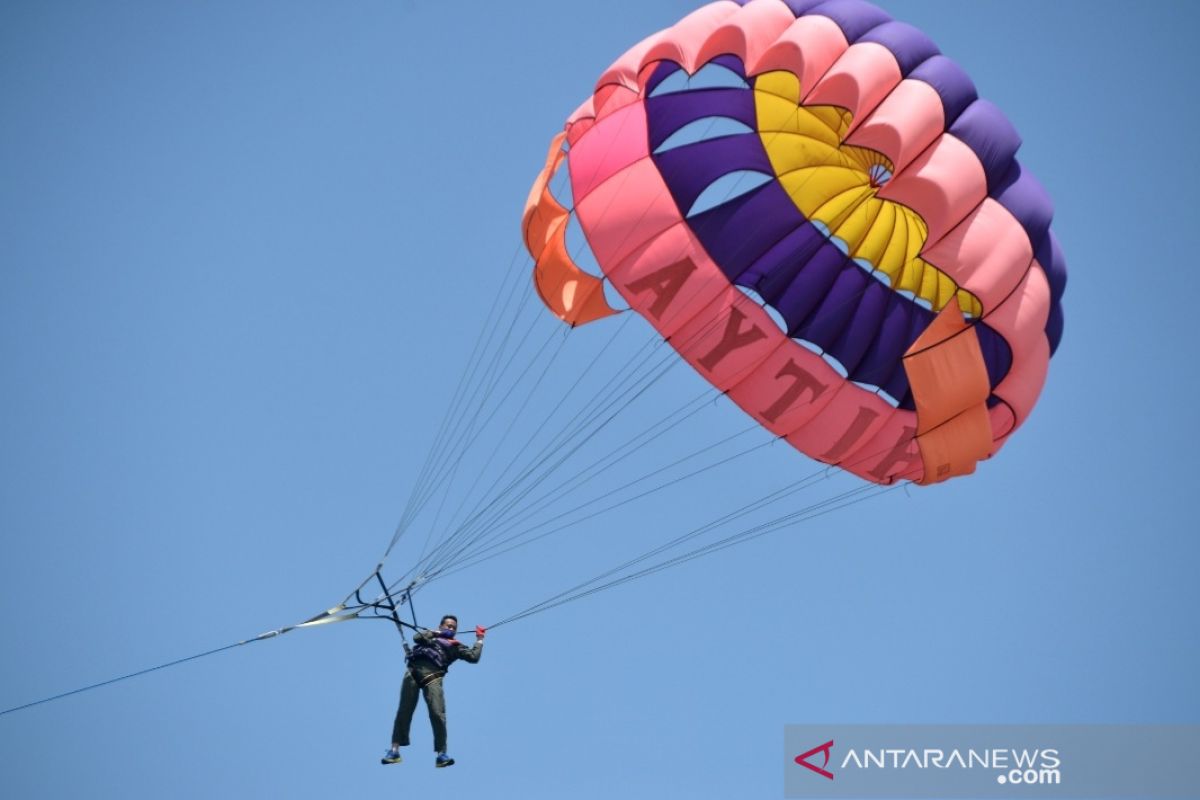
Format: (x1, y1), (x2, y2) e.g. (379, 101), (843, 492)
(2, 1), (1197, 798)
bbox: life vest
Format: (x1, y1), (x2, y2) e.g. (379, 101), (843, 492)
(408, 635), (458, 672)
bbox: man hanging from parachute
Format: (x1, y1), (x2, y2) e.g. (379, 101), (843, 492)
(381, 615), (486, 768)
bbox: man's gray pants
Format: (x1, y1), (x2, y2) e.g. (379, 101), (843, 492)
(391, 671), (448, 753)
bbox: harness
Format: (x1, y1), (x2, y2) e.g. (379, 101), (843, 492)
(408, 668), (445, 689)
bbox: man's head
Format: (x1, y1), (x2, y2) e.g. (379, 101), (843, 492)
(439, 615), (458, 633)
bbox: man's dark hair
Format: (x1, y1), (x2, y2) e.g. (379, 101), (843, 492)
(440, 615), (458, 627)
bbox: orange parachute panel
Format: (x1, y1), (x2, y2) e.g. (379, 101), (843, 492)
(903, 298), (993, 485)
(522, 133), (620, 327)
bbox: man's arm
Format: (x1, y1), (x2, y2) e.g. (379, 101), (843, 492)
(456, 637), (483, 664)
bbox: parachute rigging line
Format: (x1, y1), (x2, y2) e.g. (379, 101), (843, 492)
(410, 315), (732, 576)
(412, 380), (724, 583)
(397, 321), (692, 582)
(434, 394), (748, 573)
(418, 406), (744, 582)
(387, 241), (537, 557)
(429, 422), (771, 581)
(397, 278), (544, 542)
(402, 334), (686, 585)
(488, 482), (902, 629)
(0, 640), (255, 717)
(417, 320), (573, 564)
(429, 315), (638, 547)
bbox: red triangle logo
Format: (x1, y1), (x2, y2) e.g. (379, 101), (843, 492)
(794, 739), (834, 780)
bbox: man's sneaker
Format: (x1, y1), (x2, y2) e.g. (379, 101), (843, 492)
(435, 753), (455, 768)
(381, 749), (403, 765)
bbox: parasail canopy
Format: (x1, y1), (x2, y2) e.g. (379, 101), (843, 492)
(523, 0), (1067, 486)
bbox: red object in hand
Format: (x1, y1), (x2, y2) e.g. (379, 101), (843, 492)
(475, 625), (487, 638)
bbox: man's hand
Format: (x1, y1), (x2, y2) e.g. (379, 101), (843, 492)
(475, 625), (487, 639)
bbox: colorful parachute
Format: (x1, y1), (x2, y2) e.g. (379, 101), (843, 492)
(523, 0), (1066, 486)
